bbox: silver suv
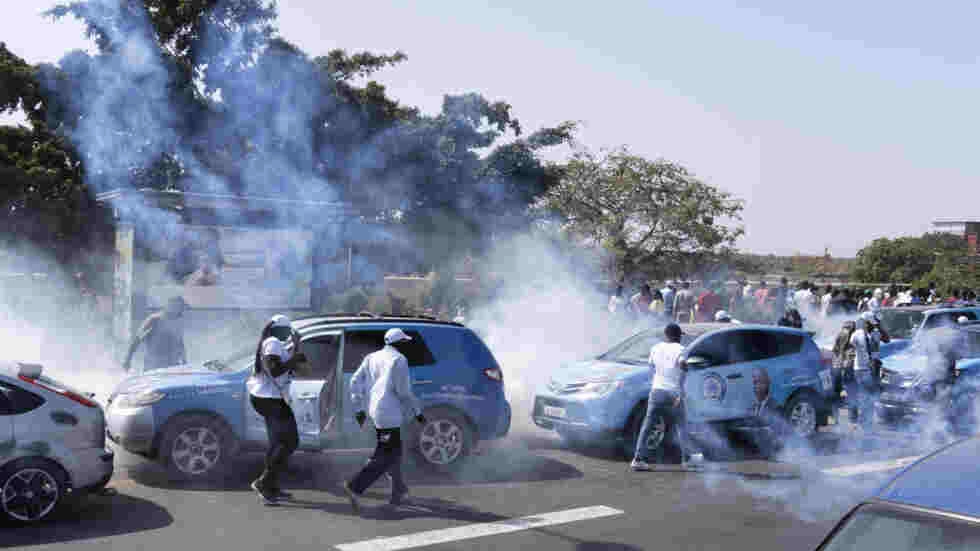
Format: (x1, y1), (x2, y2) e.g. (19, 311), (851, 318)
(1, 361), (114, 523)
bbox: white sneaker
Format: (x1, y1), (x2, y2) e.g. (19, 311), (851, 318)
(630, 459), (652, 471)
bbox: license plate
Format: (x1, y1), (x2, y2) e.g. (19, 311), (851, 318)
(543, 406), (567, 418)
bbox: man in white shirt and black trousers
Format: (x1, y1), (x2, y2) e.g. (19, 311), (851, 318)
(344, 328), (426, 513)
(631, 323), (689, 471)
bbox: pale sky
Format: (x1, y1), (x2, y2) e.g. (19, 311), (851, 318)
(2, 1), (977, 256)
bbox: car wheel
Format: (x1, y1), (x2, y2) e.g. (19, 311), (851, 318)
(785, 392), (819, 439)
(159, 414), (237, 482)
(412, 408), (473, 471)
(0, 458), (67, 524)
(622, 406), (667, 459)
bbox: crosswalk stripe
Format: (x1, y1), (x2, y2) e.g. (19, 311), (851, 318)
(821, 455), (922, 477)
(333, 505), (624, 551)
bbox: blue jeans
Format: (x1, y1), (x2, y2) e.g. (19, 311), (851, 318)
(635, 389), (684, 462)
(846, 370), (878, 429)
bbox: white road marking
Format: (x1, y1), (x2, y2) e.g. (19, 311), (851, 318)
(821, 456), (922, 477)
(334, 505), (624, 551)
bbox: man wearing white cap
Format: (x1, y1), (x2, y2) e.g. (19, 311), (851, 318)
(344, 328), (426, 512)
(248, 314), (308, 504)
(847, 312), (881, 431)
(714, 310), (741, 324)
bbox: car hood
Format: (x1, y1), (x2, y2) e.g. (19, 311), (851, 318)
(111, 368), (243, 394)
(548, 359), (646, 387)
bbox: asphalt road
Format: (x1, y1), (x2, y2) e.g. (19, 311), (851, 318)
(1, 427), (930, 551)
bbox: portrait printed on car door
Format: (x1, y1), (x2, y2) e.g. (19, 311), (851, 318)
(752, 367), (772, 419)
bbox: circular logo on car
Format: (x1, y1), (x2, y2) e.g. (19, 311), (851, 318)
(703, 374), (726, 401)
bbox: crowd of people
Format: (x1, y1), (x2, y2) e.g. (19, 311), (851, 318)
(606, 278), (980, 330)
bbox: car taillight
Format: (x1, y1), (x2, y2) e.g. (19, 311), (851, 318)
(484, 367), (503, 382)
(18, 375), (98, 408)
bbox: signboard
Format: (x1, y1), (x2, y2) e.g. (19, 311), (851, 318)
(146, 226), (313, 309)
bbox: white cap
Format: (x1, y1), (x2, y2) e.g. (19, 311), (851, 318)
(384, 328), (413, 345)
(715, 310), (731, 321)
(270, 314), (292, 328)
(958, 316), (970, 324)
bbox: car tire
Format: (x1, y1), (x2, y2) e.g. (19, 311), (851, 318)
(411, 407), (473, 471)
(622, 405), (668, 460)
(0, 458), (68, 524)
(159, 414), (237, 482)
(784, 392), (820, 440)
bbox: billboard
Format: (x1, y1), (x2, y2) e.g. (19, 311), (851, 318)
(146, 225), (313, 309)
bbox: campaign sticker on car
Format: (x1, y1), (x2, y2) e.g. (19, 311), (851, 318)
(544, 406), (567, 418)
(819, 369), (832, 390)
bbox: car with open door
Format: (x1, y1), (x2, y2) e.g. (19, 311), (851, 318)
(105, 315), (510, 481)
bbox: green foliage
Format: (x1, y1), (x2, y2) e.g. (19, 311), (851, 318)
(852, 233), (966, 283)
(539, 147), (744, 280)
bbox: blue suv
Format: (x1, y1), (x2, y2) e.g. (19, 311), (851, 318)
(105, 315), (511, 480)
(533, 323), (834, 458)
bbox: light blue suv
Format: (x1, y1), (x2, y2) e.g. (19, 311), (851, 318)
(106, 315), (510, 480)
(533, 323), (834, 458)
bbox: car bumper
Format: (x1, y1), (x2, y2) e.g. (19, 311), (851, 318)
(106, 404), (156, 455)
(67, 447), (115, 493)
(875, 398), (930, 419)
(531, 394), (622, 434)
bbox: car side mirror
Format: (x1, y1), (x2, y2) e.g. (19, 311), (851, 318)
(685, 356), (711, 369)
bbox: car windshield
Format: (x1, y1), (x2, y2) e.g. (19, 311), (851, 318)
(880, 310), (926, 339)
(821, 504), (980, 551)
(599, 332), (666, 365)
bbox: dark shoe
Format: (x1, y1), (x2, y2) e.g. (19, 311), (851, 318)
(343, 481), (361, 514)
(270, 488), (293, 500)
(390, 487), (409, 506)
(251, 480), (279, 506)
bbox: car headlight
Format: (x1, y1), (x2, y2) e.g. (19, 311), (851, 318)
(582, 381), (624, 396)
(114, 390), (166, 408)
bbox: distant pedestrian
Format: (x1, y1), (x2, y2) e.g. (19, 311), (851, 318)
(344, 328), (426, 512)
(821, 285), (834, 318)
(122, 297), (188, 374)
(847, 313), (880, 431)
(661, 281), (676, 320)
(773, 277), (791, 318)
(630, 284), (654, 318)
(608, 285), (625, 315)
(673, 282), (696, 323)
(695, 285), (721, 322)
(631, 323), (687, 470)
(649, 289), (666, 318)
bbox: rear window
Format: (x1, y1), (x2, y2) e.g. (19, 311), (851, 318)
(689, 330), (803, 366)
(820, 504), (980, 551)
(880, 310), (926, 339)
(923, 312), (978, 331)
(0, 382), (45, 415)
(342, 329), (436, 372)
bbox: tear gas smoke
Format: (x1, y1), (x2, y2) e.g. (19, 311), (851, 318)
(465, 235), (649, 434)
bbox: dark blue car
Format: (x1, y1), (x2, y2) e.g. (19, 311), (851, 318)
(816, 436), (980, 549)
(106, 315), (510, 480)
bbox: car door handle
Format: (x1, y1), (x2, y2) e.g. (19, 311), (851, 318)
(297, 393), (318, 402)
(726, 374), (743, 380)
(413, 380), (433, 385)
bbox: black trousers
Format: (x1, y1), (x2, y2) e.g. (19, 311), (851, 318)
(249, 395), (299, 490)
(350, 427), (407, 495)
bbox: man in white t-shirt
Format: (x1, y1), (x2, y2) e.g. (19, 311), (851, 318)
(631, 323), (687, 471)
(846, 312), (879, 431)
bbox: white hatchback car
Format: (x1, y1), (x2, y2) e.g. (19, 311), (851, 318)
(0, 361), (114, 523)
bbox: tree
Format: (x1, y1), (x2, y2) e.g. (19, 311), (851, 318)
(851, 233), (966, 283)
(539, 147), (744, 280)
